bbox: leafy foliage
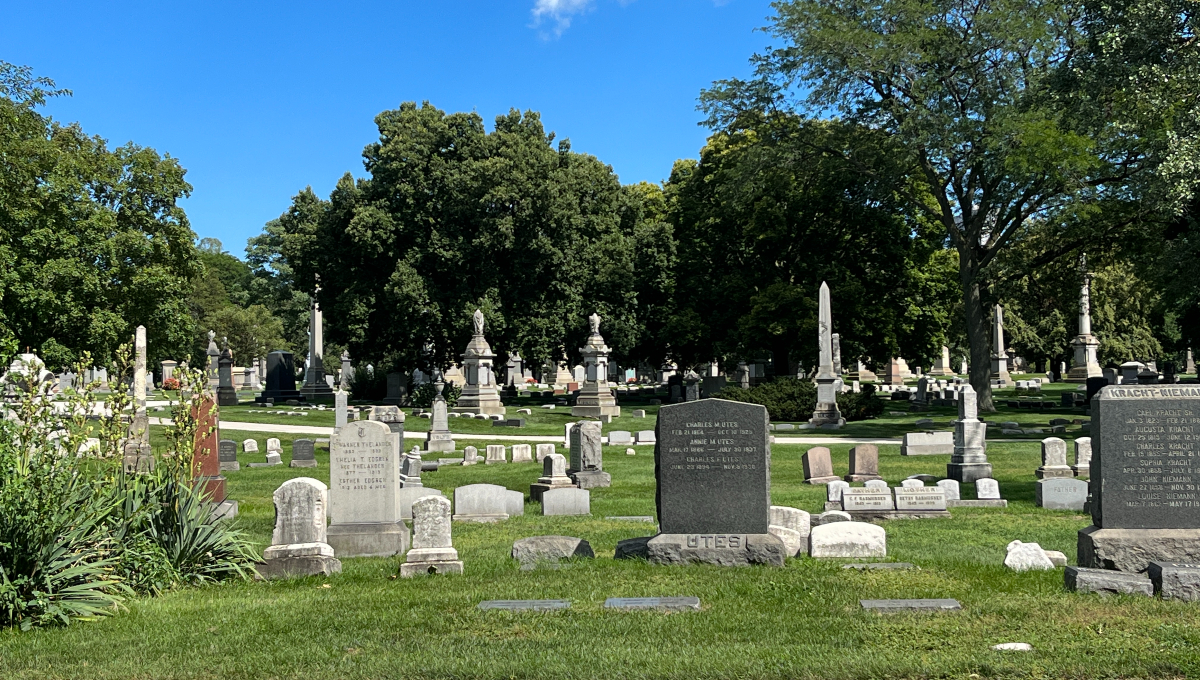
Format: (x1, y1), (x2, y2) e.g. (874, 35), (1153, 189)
(716, 377), (881, 422)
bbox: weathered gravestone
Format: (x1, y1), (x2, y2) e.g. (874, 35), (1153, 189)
(290, 438), (317, 468)
(536, 443), (555, 462)
(1079, 385), (1200, 572)
(327, 420), (409, 557)
(260, 477), (341, 579)
(530, 453), (577, 503)
(645, 399), (785, 566)
(511, 443), (533, 463)
(846, 444), (883, 482)
(569, 420), (610, 488)
(948, 384), (992, 483)
(453, 484), (512, 522)
(335, 389), (348, 429)
(400, 495), (463, 577)
(1037, 477), (1089, 510)
(1073, 437), (1092, 478)
(1036, 437), (1074, 478)
(542, 487), (590, 516)
(218, 439), (239, 472)
(802, 447), (839, 485)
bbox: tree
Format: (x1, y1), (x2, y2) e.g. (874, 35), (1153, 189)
(271, 102), (668, 376)
(245, 219), (311, 352)
(701, 0), (1183, 409)
(0, 62), (197, 370)
(663, 115), (957, 375)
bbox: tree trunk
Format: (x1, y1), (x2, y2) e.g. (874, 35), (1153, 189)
(959, 253), (996, 412)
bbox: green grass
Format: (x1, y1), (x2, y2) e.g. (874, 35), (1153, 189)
(3, 426), (1198, 679)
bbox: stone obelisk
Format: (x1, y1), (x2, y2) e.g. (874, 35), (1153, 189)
(990, 304), (1013, 386)
(572, 313), (620, 418)
(300, 281), (334, 402)
(809, 282), (844, 428)
(1067, 259), (1103, 382)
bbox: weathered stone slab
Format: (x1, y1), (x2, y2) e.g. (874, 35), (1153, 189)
(860, 599), (960, 612)
(542, 487), (590, 516)
(842, 488), (895, 512)
(260, 477), (341, 579)
(1078, 526), (1200, 572)
(452, 483), (511, 522)
(936, 479), (961, 500)
(510, 443), (533, 463)
(603, 597), (700, 612)
(826, 480), (850, 503)
(1005, 540), (1055, 571)
(946, 499), (1008, 508)
(1073, 436), (1093, 478)
(809, 522), (887, 558)
(535, 443), (555, 462)
(397, 487), (445, 520)
(1036, 478), (1088, 510)
(608, 430), (633, 445)
(1063, 566), (1153, 596)
(1148, 561), (1200, 601)
(976, 478), (1002, 499)
(893, 487), (948, 511)
(646, 533), (786, 567)
(901, 431), (953, 456)
(218, 439), (239, 472)
(512, 536), (594, 567)
(486, 445), (507, 464)
(478, 600), (571, 611)
(843, 562), (916, 570)
(846, 444), (883, 482)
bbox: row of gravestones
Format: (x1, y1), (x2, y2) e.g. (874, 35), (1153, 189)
(825, 477), (1004, 514)
(1033, 436), (1092, 510)
(217, 438), (317, 470)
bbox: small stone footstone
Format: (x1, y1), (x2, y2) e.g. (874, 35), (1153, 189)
(860, 599), (960, 613)
(625, 447), (636, 456)
(815, 510), (852, 525)
(1064, 566), (1153, 596)
(463, 446), (480, 466)
(243, 439), (259, 454)
(1044, 550), (1068, 567)
(512, 536), (595, 570)
(809, 522), (886, 558)
(614, 536), (652, 560)
(604, 597), (700, 612)
(992, 643), (1033, 652)
(843, 562), (916, 570)
(606, 516), (656, 522)
(1148, 561), (1200, 601)
(1005, 540), (1055, 571)
(478, 600), (571, 611)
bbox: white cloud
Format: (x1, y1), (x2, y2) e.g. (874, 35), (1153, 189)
(531, 0), (594, 37)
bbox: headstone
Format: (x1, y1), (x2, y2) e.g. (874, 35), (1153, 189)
(486, 445), (507, 464)
(768, 506), (811, 557)
(425, 377), (455, 452)
(530, 453), (577, 502)
(846, 444), (883, 482)
(1073, 437), (1092, 477)
(636, 430), (656, 444)
(542, 487), (590, 516)
(452, 484), (512, 522)
(1036, 477), (1088, 510)
(535, 443), (555, 462)
(399, 450), (424, 488)
(216, 348), (238, 406)
(399, 496), (463, 577)
(1036, 437), (1074, 478)
(259, 478), (341, 579)
(568, 420), (610, 488)
(893, 486), (947, 511)
(826, 480), (851, 503)
(397, 487), (444, 520)
(218, 439), (239, 472)
(802, 447), (839, 484)
(976, 478), (1001, 500)
(947, 384), (992, 483)
(462, 446), (480, 466)
(608, 430), (633, 445)
(290, 438), (317, 468)
(335, 389), (348, 429)
(809, 522), (887, 558)
(327, 420), (409, 557)
(512, 536), (595, 568)
(842, 487), (895, 512)
(1004, 540), (1055, 571)
(865, 479), (888, 489)
(259, 350), (303, 403)
(648, 399), (785, 566)
(900, 431), (953, 455)
(244, 439), (259, 454)
(936, 479), (961, 501)
(511, 443), (533, 463)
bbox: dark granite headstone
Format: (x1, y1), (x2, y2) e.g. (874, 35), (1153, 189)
(1085, 377), (1109, 403)
(290, 438), (317, 468)
(1078, 385), (1200, 572)
(655, 398), (770, 534)
(218, 439), (239, 472)
(259, 350), (303, 403)
(216, 351), (238, 406)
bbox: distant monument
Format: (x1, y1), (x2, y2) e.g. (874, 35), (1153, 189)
(990, 304), (1014, 386)
(300, 279), (334, 402)
(809, 282), (844, 428)
(452, 310), (505, 415)
(1067, 257), (1103, 383)
(572, 313), (620, 418)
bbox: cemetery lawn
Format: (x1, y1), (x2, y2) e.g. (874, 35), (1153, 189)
(3, 432), (1199, 679)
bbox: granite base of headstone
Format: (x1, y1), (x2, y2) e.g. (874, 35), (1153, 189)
(1148, 561), (1200, 601)
(1063, 566), (1153, 596)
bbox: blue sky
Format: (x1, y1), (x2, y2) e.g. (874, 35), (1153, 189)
(4, 0), (773, 256)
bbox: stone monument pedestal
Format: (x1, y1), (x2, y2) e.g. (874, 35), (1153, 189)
(644, 533), (786, 567)
(425, 432), (456, 453)
(260, 543), (342, 579)
(1078, 526), (1200, 573)
(946, 461), (993, 484)
(326, 522), (410, 558)
(570, 470), (611, 489)
(399, 548), (463, 577)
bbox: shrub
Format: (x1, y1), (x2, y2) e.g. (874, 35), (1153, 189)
(161, 377), (180, 390)
(716, 377), (883, 422)
(411, 381), (461, 409)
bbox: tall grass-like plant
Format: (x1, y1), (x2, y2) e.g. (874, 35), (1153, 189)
(0, 354), (126, 630)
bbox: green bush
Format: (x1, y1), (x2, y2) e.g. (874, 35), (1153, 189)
(411, 381), (461, 409)
(716, 377), (883, 422)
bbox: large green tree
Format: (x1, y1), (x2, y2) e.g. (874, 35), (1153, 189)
(664, 115), (957, 375)
(0, 62), (197, 370)
(701, 0), (1190, 409)
(272, 102), (670, 375)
